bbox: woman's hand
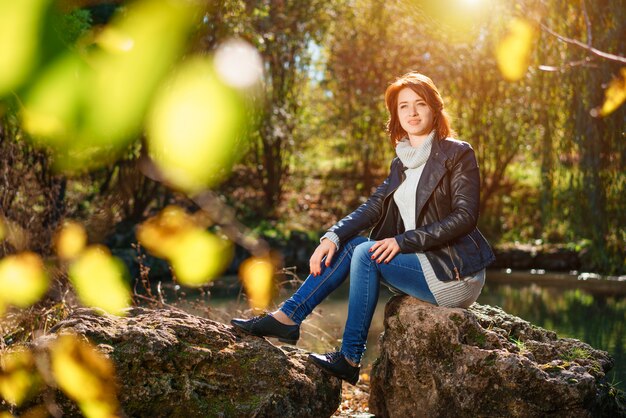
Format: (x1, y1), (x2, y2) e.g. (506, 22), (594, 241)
(309, 239), (337, 276)
(369, 238), (401, 263)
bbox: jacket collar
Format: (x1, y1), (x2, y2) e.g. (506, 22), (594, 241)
(413, 137), (451, 219)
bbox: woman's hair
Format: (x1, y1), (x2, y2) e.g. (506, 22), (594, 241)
(384, 72), (456, 146)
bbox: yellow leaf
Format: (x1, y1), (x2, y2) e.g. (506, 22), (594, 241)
(0, 0), (51, 95)
(54, 221), (88, 260)
(69, 246), (131, 316)
(496, 18), (537, 81)
(146, 56), (244, 193)
(0, 252), (48, 308)
(0, 217), (5, 241)
(51, 334), (119, 418)
(136, 205), (195, 259)
(597, 67), (626, 117)
(239, 257), (274, 310)
(0, 348), (41, 406)
(170, 230), (233, 287)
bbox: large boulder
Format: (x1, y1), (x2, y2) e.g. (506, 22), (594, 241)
(369, 296), (625, 418)
(29, 307), (341, 417)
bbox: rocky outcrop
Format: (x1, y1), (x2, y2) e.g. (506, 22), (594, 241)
(369, 297), (625, 418)
(32, 307), (341, 417)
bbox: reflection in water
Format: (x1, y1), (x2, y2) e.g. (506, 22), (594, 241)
(478, 282), (626, 391)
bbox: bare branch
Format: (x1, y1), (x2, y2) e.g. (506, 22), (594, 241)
(539, 23), (626, 64)
(537, 58), (597, 73)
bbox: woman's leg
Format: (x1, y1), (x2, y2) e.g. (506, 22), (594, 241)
(279, 236), (368, 325)
(340, 241), (436, 365)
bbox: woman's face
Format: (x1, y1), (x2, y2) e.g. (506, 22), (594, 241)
(397, 87), (434, 138)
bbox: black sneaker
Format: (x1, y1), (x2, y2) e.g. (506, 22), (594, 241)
(230, 313), (300, 345)
(308, 351), (360, 385)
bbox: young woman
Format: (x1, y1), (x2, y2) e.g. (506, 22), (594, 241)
(231, 72), (495, 385)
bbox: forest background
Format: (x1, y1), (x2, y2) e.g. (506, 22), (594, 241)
(0, 0), (625, 414)
(3, 0), (623, 275)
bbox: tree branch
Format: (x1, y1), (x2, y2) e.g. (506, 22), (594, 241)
(539, 23), (626, 64)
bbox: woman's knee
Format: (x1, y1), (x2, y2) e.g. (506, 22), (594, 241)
(352, 241), (376, 262)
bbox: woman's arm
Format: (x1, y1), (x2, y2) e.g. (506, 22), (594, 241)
(395, 145), (480, 252)
(325, 158), (397, 244)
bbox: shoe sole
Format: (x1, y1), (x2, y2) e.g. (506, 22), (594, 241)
(230, 321), (298, 345)
(308, 356), (359, 385)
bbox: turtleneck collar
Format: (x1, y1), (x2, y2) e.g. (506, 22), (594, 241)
(395, 130), (435, 169)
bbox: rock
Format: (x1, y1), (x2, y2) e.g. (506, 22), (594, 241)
(369, 297), (625, 418)
(29, 307), (341, 417)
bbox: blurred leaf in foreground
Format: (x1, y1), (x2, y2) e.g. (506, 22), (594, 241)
(136, 205), (196, 259)
(54, 221), (87, 260)
(169, 229), (233, 287)
(68, 246), (131, 316)
(0, 252), (48, 310)
(592, 67), (626, 117)
(22, 0), (199, 172)
(496, 18), (537, 81)
(0, 348), (41, 406)
(137, 206), (233, 287)
(239, 257), (274, 310)
(0, 0), (51, 95)
(146, 56), (246, 193)
(51, 334), (119, 418)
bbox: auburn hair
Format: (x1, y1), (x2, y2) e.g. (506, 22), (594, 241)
(384, 72), (455, 147)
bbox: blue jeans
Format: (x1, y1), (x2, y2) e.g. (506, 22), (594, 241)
(280, 236), (437, 364)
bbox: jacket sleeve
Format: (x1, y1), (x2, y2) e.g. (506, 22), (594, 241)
(327, 158), (395, 245)
(395, 145), (480, 252)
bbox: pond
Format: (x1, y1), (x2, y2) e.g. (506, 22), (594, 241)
(174, 269), (626, 392)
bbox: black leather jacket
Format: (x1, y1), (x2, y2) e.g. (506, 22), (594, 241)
(327, 137), (495, 282)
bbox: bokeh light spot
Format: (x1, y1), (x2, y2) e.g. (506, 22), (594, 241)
(214, 39), (263, 89)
